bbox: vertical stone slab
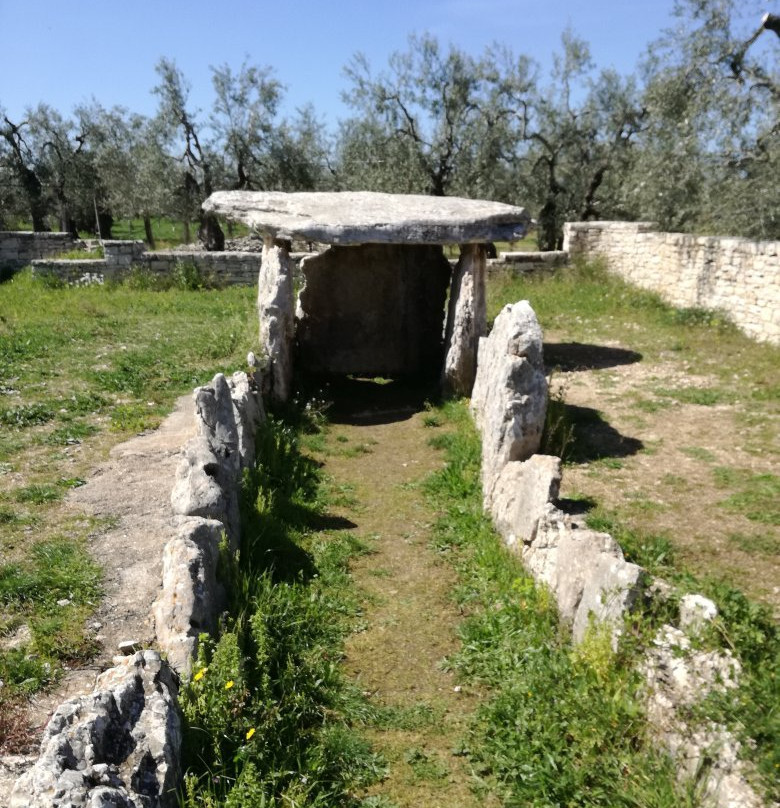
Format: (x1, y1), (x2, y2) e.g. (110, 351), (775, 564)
(442, 243), (487, 396)
(259, 238), (295, 403)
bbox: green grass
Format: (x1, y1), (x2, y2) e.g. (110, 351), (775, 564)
(487, 260), (779, 390)
(53, 247), (104, 260)
(583, 505), (779, 800)
(712, 467), (780, 525)
(179, 415), (384, 806)
(107, 217), (250, 247)
(423, 401), (694, 806)
(0, 269), (256, 743)
(0, 535), (102, 696)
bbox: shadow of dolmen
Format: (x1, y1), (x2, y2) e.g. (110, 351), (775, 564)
(544, 341), (642, 372)
(562, 403), (643, 464)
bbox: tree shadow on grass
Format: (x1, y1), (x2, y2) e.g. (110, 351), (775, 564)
(556, 495), (598, 516)
(544, 342), (642, 372)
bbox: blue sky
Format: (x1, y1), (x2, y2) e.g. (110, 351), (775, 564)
(0, 0), (681, 127)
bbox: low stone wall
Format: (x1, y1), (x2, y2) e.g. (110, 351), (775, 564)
(471, 299), (765, 807)
(142, 249), (259, 285)
(13, 368), (266, 807)
(563, 221), (780, 344)
(488, 249), (568, 274)
(0, 231), (78, 274)
(29, 240), (261, 287)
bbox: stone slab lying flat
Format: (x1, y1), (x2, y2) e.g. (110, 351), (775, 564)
(203, 190), (530, 245)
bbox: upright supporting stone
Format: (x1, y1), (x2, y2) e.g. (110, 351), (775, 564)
(442, 243), (487, 396)
(258, 238), (295, 403)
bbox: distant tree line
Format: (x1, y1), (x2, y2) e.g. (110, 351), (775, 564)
(1, 0), (777, 248)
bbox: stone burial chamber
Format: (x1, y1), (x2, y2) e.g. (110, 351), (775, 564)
(202, 191), (530, 400)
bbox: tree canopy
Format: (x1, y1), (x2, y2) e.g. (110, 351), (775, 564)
(1, 0), (777, 245)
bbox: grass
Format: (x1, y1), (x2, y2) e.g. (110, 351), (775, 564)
(487, 259), (778, 390)
(178, 414), (384, 806)
(0, 268), (256, 747)
(0, 534), (102, 698)
(713, 467), (780, 525)
(109, 217), (250, 248)
(423, 401), (695, 806)
(488, 258), (778, 597)
(485, 259), (779, 801)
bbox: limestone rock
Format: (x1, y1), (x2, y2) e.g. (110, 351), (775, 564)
(227, 370), (265, 470)
(258, 241), (295, 403)
(170, 435), (227, 522)
(170, 373), (243, 544)
(194, 373), (240, 475)
(153, 518), (226, 676)
(203, 191), (530, 246)
(296, 244), (451, 377)
(470, 300), (547, 503)
(679, 593), (718, 633)
(522, 510), (645, 644)
(442, 244), (487, 396)
(641, 626), (762, 808)
(490, 455), (562, 549)
(11, 651), (180, 808)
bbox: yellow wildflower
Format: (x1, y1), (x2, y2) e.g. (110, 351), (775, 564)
(225, 680), (235, 690)
(246, 728), (256, 740)
(193, 668), (207, 682)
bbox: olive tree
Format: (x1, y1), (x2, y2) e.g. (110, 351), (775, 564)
(153, 58), (224, 248)
(339, 34), (513, 197)
(632, 0), (779, 237)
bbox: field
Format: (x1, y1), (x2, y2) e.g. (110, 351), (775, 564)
(0, 270), (255, 746)
(0, 259), (777, 804)
(487, 261), (779, 610)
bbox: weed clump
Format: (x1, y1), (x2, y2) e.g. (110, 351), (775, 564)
(424, 401), (694, 806)
(178, 416), (383, 806)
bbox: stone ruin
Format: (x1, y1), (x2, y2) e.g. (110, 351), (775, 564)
(468, 300), (765, 807)
(202, 190), (531, 400)
(7, 192), (768, 808)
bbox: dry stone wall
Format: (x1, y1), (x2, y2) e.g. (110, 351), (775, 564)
(472, 299), (766, 806)
(13, 368), (265, 806)
(488, 249), (568, 274)
(563, 221), (780, 344)
(29, 241), (261, 286)
(0, 231), (77, 273)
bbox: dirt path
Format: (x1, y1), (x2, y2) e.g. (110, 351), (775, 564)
(0, 396), (195, 805)
(311, 382), (493, 808)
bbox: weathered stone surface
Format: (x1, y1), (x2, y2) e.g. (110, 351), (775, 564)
(296, 244), (451, 377)
(642, 626), (762, 808)
(182, 373), (242, 543)
(203, 191), (530, 246)
(153, 518), (225, 677)
(678, 593), (718, 633)
(442, 244), (487, 396)
(259, 241), (295, 403)
(227, 370), (265, 470)
(0, 756), (36, 806)
(490, 455), (561, 549)
(194, 373), (240, 472)
(470, 300), (547, 504)
(170, 435), (227, 522)
(11, 651), (181, 808)
(524, 510), (645, 643)
(564, 221), (780, 345)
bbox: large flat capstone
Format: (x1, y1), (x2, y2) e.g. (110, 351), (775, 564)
(203, 191), (530, 245)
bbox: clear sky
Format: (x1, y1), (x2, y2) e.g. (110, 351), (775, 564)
(0, 0), (681, 128)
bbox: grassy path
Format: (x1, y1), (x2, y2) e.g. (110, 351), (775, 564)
(306, 381), (492, 808)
